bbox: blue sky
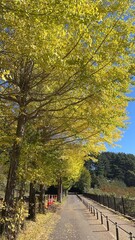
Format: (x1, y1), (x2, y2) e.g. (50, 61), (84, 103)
(107, 88), (135, 155)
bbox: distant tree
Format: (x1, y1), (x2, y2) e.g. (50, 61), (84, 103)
(85, 152), (135, 187)
(125, 170), (135, 187)
(75, 167), (91, 193)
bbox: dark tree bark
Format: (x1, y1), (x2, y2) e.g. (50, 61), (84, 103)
(2, 113), (26, 239)
(28, 182), (36, 221)
(2, 60), (31, 239)
(17, 180), (26, 231)
(18, 180), (26, 201)
(57, 177), (63, 203)
(64, 189), (68, 196)
(38, 184), (45, 214)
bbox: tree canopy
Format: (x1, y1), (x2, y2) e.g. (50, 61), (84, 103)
(0, 0), (134, 147)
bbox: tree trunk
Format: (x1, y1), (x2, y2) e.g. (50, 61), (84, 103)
(57, 177), (63, 203)
(28, 182), (36, 221)
(18, 180), (26, 201)
(2, 114), (26, 239)
(39, 184), (45, 214)
(64, 189), (68, 196)
(1, 60), (33, 239)
(17, 180), (26, 231)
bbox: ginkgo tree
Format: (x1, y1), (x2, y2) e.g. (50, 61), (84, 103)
(18, 142), (59, 220)
(18, 138), (86, 218)
(0, 0), (134, 238)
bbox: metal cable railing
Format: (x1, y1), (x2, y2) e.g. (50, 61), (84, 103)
(77, 194), (135, 240)
(83, 193), (135, 218)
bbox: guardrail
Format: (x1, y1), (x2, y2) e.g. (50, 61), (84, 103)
(77, 194), (135, 240)
(83, 193), (135, 218)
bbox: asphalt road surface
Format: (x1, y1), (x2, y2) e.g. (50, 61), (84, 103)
(50, 195), (115, 240)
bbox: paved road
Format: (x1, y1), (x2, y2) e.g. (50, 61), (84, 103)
(50, 195), (115, 240)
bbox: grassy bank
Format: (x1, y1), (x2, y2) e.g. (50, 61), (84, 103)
(18, 211), (60, 240)
(89, 179), (135, 198)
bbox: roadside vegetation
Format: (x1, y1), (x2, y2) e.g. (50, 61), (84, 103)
(85, 152), (135, 198)
(89, 179), (135, 198)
